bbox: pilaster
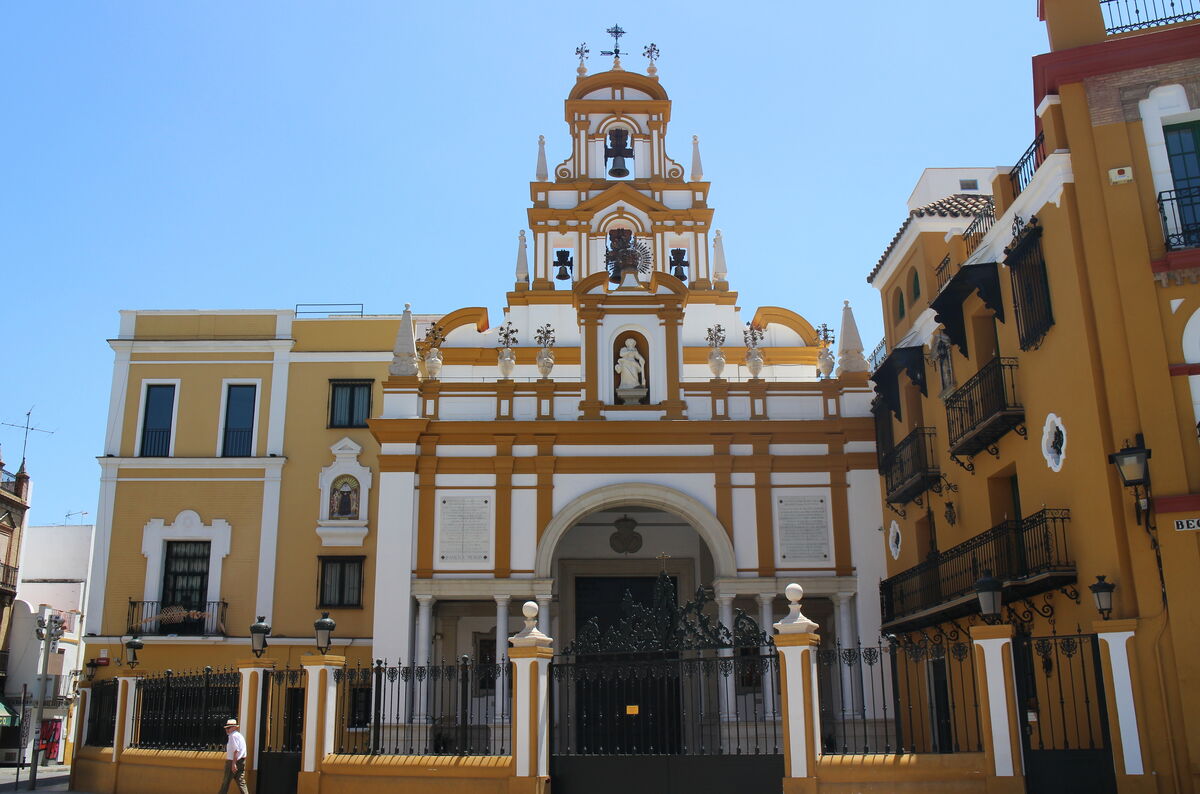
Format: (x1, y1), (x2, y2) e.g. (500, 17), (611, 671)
(1093, 619), (1152, 791)
(297, 654), (345, 793)
(970, 624), (1025, 794)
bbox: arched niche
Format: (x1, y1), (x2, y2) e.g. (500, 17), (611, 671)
(613, 330), (650, 404)
(534, 483), (736, 579)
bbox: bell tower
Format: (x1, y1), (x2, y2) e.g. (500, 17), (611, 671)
(522, 30), (717, 292)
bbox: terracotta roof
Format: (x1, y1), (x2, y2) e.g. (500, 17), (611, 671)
(867, 194), (994, 284)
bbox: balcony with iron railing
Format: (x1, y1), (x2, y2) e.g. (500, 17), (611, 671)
(1009, 133), (1046, 199)
(127, 600), (228, 636)
(221, 427), (253, 457)
(883, 427), (940, 506)
(139, 428), (171, 457)
(1101, 0), (1200, 33)
(880, 508), (1075, 632)
(1159, 186), (1200, 252)
(962, 203), (997, 259)
(0, 469), (23, 498)
(0, 563), (18, 593)
(945, 357), (1025, 458)
(934, 253), (954, 293)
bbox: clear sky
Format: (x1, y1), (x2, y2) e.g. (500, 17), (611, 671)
(1, 2), (1048, 526)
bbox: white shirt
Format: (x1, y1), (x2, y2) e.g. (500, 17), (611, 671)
(225, 730), (247, 761)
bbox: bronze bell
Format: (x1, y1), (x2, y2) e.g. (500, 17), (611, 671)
(669, 248), (688, 281)
(605, 129), (633, 178)
(553, 250), (574, 280)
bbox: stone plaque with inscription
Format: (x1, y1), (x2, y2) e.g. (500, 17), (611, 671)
(777, 493), (831, 562)
(438, 496), (491, 563)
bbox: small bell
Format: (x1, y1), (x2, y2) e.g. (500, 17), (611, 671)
(669, 248), (689, 282)
(553, 250), (574, 281)
(605, 128), (633, 178)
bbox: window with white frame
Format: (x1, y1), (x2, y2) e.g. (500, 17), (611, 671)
(221, 383), (257, 457)
(139, 383), (177, 457)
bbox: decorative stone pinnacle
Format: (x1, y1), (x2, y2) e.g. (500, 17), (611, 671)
(773, 583), (819, 634)
(535, 135), (548, 182)
(515, 230), (529, 282)
(509, 600), (552, 648)
(836, 300), (869, 377)
(389, 303), (420, 377)
(690, 135), (704, 181)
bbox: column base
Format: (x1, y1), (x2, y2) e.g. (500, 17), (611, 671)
(297, 770), (321, 794)
(782, 779), (818, 794)
(508, 776), (551, 794)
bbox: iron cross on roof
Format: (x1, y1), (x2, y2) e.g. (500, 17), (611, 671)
(600, 24), (626, 60)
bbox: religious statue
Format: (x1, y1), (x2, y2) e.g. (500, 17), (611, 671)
(605, 229), (652, 284)
(614, 339), (646, 389)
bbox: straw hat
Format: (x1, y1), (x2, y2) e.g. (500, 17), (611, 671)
(224, 719), (239, 729)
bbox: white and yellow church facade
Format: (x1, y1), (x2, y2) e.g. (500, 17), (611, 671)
(82, 61), (885, 683)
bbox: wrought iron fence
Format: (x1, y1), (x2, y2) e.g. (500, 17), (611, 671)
(260, 667), (307, 753)
(945, 357), (1024, 456)
(132, 667), (240, 750)
(1010, 133), (1046, 198)
(1159, 187), (1200, 251)
(935, 254), (954, 292)
(880, 509), (1073, 626)
(1100, 0), (1200, 32)
(868, 338), (888, 373)
(332, 657), (510, 755)
(816, 639), (981, 754)
(884, 427), (939, 505)
(85, 680), (119, 747)
(139, 428), (171, 457)
(551, 647), (780, 756)
(1014, 634), (1110, 752)
(962, 203), (997, 258)
(127, 599), (227, 636)
(221, 427), (253, 457)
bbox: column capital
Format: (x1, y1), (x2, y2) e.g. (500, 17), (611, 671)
(299, 654), (346, 668)
(1092, 618), (1137, 635)
(415, 594), (436, 606)
(756, 592), (775, 605)
(970, 623), (1015, 642)
(493, 594), (512, 606)
(237, 658), (276, 670)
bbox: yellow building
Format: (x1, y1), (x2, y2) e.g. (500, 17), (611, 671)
(77, 40), (887, 794)
(867, 1), (1200, 791)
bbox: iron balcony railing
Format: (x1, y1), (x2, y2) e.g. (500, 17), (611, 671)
(880, 509), (1074, 629)
(868, 338), (888, 373)
(1101, 0), (1200, 33)
(945, 357), (1024, 457)
(0, 469), (20, 497)
(1010, 132), (1046, 198)
(127, 599), (228, 636)
(884, 427), (940, 505)
(1159, 186), (1200, 252)
(962, 203), (997, 258)
(139, 428), (171, 457)
(0, 563), (18, 593)
(221, 427), (253, 457)
(935, 253), (954, 292)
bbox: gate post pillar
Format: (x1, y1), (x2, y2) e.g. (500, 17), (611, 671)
(970, 624), (1024, 793)
(1093, 619), (1151, 791)
(237, 658), (274, 788)
(297, 654), (345, 794)
(509, 600), (552, 794)
(773, 583), (820, 794)
(109, 673), (144, 794)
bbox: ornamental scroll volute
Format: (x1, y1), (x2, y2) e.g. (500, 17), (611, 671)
(562, 571), (771, 655)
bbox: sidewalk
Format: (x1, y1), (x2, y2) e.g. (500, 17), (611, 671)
(0, 765), (73, 792)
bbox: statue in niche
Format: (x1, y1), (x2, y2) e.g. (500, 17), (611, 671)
(614, 338), (649, 404)
(330, 475), (360, 520)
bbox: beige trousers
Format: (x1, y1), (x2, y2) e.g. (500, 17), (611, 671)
(216, 757), (249, 794)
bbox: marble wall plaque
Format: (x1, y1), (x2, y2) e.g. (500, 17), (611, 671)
(776, 493), (831, 562)
(438, 496), (491, 563)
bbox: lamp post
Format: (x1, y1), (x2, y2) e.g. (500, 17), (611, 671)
(975, 572), (1003, 624)
(1089, 575), (1116, 620)
(1108, 434), (1152, 525)
(29, 613), (64, 790)
(314, 612), (336, 655)
(250, 616), (271, 658)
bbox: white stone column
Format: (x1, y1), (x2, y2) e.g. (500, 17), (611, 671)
(494, 595), (511, 668)
(832, 593), (857, 711)
(415, 596), (435, 666)
(535, 593), (552, 637)
(372, 467), (417, 666)
(757, 593), (778, 720)
(773, 584), (821, 780)
(509, 602), (553, 781)
(114, 675), (142, 758)
(1095, 621), (1145, 776)
(717, 594), (736, 722)
(299, 655), (344, 774)
(971, 624), (1021, 779)
(237, 661), (274, 773)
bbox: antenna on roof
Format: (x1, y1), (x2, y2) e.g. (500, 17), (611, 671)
(0, 407), (54, 465)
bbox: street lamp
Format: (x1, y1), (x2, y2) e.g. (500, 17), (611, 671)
(1089, 575), (1116, 620)
(125, 636), (144, 669)
(1109, 434), (1152, 525)
(249, 616), (271, 658)
(314, 612), (336, 655)
(975, 572), (1003, 624)
(84, 659), (99, 681)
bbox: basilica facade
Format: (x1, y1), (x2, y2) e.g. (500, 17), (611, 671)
(83, 58), (883, 689)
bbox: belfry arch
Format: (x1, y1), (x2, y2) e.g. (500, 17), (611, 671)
(534, 482), (737, 579)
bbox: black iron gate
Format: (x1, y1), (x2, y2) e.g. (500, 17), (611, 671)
(549, 573), (783, 794)
(256, 667), (306, 794)
(1013, 633), (1116, 794)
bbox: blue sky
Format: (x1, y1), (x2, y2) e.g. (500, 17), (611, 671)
(0, 2), (1047, 526)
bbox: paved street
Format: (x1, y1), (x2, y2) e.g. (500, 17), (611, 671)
(0, 765), (73, 792)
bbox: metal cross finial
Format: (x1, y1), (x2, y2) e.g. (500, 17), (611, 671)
(643, 43), (659, 63)
(656, 551), (671, 572)
(575, 42), (589, 64)
(601, 24), (626, 60)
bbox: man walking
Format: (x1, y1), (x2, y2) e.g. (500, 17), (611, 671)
(218, 718), (249, 794)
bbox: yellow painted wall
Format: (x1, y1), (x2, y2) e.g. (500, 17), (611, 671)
(133, 313), (278, 340)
